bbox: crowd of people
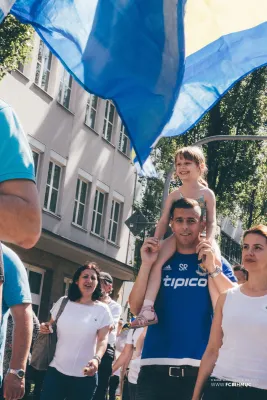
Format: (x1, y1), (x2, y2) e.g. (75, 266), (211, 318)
(0, 100), (266, 400)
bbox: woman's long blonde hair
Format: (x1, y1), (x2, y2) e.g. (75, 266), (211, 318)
(175, 146), (208, 187)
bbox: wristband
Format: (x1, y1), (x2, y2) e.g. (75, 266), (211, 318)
(209, 266), (222, 279)
(93, 355), (101, 365)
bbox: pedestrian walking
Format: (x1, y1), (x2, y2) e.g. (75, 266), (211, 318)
(40, 262), (113, 400)
(129, 198), (237, 400)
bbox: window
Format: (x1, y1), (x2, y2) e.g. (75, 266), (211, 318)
(72, 178), (88, 227)
(63, 277), (73, 296)
(118, 121), (129, 155)
(25, 265), (44, 317)
(44, 161), (62, 213)
(103, 100), (115, 142)
(32, 150), (40, 178)
(85, 94), (98, 130)
(91, 190), (105, 235)
(35, 40), (52, 91)
(108, 200), (121, 243)
(58, 69), (73, 109)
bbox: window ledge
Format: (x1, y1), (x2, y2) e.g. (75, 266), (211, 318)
(118, 149), (131, 160)
(32, 83), (54, 101)
(107, 239), (120, 249)
(12, 69), (30, 82)
(56, 101), (75, 116)
(101, 136), (116, 149)
(90, 231), (105, 241)
(42, 209), (62, 220)
(84, 122), (99, 136)
(71, 222), (88, 233)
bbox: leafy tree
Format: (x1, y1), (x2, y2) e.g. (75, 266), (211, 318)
(0, 15), (34, 80)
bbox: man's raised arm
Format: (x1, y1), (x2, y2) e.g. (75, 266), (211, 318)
(129, 238), (163, 315)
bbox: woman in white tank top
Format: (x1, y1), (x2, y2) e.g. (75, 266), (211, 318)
(192, 224), (267, 400)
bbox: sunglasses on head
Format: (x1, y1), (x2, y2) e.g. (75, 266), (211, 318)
(101, 279), (112, 285)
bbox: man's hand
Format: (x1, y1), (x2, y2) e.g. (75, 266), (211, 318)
(4, 374), (25, 400)
(196, 240), (217, 273)
(140, 238), (160, 267)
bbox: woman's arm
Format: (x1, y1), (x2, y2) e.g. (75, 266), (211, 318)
(84, 325), (110, 376)
(192, 293), (226, 400)
(112, 344), (133, 374)
(205, 189), (217, 243)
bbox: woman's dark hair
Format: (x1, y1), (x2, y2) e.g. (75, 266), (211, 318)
(243, 224), (267, 241)
(233, 264), (248, 281)
(68, 261), (103, 302)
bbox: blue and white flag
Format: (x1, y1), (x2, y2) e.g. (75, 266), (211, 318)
(0, 0), (15, 23)
(10, 0), (186, 167)
(2, 0), (267, 165)
(159, 0), (267, 142)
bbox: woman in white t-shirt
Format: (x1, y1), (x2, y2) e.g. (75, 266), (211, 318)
(112, 327), (146, 400)
(192, 224), (267, 400)
(40, 262), (113, 400)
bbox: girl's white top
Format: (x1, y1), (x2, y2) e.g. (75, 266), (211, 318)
(50, 297), (113, 377)
(212, 286), (267, 390)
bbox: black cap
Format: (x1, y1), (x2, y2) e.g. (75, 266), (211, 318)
(100, 272), (113, 284)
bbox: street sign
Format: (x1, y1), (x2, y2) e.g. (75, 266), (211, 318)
(125, 211), (149, 236)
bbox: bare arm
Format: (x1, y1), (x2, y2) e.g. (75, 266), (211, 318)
(204, 189), (217, 243)
(112, 344), (133, 373)
(84, 325), (110, 376)
(154, 192), (176, 240)
(192, 293), (226, 400)
(0, 180), (41, 248)
(129, 238), (164, 315)
(9, 303), (33, 370)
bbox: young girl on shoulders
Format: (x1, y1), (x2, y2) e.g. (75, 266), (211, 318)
(131, 146), (218, 328)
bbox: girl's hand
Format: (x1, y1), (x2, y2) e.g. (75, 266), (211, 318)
(40, 322), (53, 334)
(83, 359), (99, 376)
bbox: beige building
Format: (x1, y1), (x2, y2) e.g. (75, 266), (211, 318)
(0, 34), (136, 320)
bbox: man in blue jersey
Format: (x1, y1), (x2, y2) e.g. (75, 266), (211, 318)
(0, 100), (41, 320)
(129, 198), (237, 400)
(0, 244), (32, 400)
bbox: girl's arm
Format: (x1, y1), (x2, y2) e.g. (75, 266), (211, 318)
(192, 293), (226, 400)
(112, 344), (133, 374)
(205, 189), (217, 243)
(154, 192), (177, 240)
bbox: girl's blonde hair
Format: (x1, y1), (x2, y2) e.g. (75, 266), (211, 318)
(174, 146), (208, 187)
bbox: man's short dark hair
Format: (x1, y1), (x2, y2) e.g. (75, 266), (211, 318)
(233, 264), (248, 281)
(170, 198), (201, 219)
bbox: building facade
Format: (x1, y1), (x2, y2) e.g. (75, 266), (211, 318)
(0, 34), (136, 321)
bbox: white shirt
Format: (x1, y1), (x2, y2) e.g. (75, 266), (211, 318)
(107, 299), (122, 346)
(50, 297), (113, 377)
(126, 328), (144, 384)
(212, 286), (267, 390)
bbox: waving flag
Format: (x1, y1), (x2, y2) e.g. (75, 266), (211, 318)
(159, 0), (267, 142)
(2, 0), (267, 165)
(0, 0), (15, 22)
(10, 0), (186, 167)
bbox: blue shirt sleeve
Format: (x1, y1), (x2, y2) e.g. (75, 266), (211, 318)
(221, 257), (237, 283)
(0, 102), (35, 183)
(2, 245), (32, 308)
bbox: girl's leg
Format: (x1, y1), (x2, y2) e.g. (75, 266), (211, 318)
(40, 367), (67, 400)
(131, 235), (176, 328)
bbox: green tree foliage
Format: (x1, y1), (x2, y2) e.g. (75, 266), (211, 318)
(0, 15), (34, 80)
(134, 67), (267, 270)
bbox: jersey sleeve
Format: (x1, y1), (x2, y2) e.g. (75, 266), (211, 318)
(3, 246), (32, 307)
(0, 104), (35, 183)
(221, 257), (237, 282)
